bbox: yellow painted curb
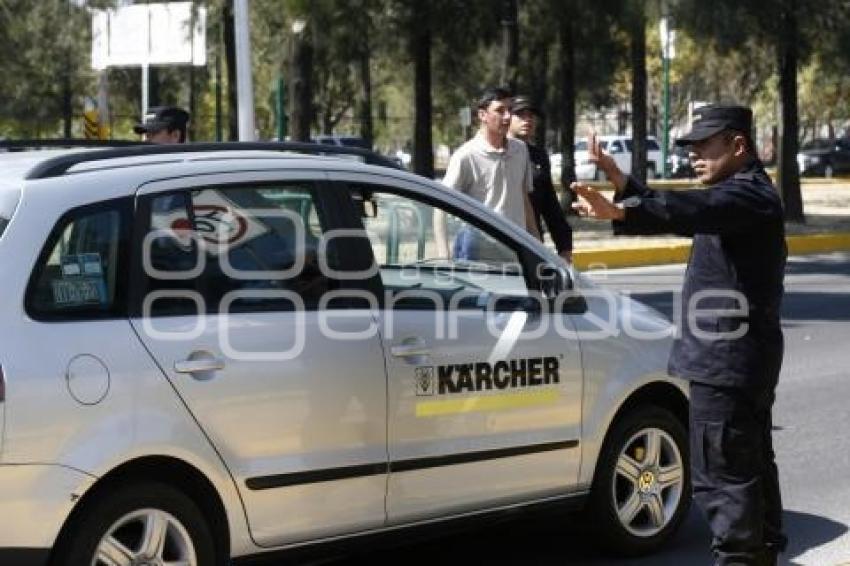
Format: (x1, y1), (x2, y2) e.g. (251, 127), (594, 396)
(574, 232), (850, 270)
(787, 232), (850, 255)
(574, 244), (691, 270)
(583, 177), (850, 191)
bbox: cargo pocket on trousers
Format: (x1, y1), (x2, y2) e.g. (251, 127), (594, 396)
(703, 421), (757, 480)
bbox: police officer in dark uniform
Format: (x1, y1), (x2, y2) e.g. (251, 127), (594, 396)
(572, 105), (787, 566)
(509, 96), (573, 262)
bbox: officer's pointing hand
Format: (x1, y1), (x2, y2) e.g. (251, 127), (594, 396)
(571, 182), (625, 221)
(587, 132), (618, 175)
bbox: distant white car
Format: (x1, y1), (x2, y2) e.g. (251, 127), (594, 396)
(574, 135), (663, 180)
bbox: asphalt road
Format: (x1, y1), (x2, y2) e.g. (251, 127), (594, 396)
(316, 252), (850, 566)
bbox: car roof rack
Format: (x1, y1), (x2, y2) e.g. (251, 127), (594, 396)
(7, 140), (402, 180)
(0, 138), (144, 150)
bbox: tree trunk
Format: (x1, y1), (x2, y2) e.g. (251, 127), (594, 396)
(358, 36), (374, 149)
(630, 6), (648, 182)
(148, 67), (160, 108)
(558, 12), (577, 208)
(62, 66), (72, 139)
(500, 0), (519, 91)
(223, 2), (238, 141)
(777, 0), (804, 222)
(289, 20), (314, 142)
(530, 29), (549, 149)
(411, 0), (434, 178)
(188, 65), (196, 141)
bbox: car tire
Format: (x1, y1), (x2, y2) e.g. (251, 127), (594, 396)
(51, 481), (220, 566)
(824, 163), (834, 178)
(585, 405), (690, 556)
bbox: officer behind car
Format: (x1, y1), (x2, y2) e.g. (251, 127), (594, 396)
(134, 106), (190, 144)
(509, 96), (573, 263)
(572, 105), (787, 566)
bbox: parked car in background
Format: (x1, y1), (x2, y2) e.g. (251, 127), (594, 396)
(573, 135), (663, 180)
(797, 138), (850, 178)
(313, 134), (371, 149)
(668, 145), (695, 179)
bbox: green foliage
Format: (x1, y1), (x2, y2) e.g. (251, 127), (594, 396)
(1, 0), (849, 154)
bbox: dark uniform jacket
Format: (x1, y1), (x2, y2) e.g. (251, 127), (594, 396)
(613, 160), (786, 390)
(526, 143), (573, 253)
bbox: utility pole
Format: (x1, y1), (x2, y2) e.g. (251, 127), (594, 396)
(233, 0), (255, 141)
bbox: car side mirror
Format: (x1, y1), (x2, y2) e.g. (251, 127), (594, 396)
(538, 262), (572, 298)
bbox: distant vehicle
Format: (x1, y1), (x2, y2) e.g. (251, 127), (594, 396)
(313, 134), (371, 150)
(797, 138), (850, 178)
(668, 145), (695, 179)
(574, 135), (663, 180)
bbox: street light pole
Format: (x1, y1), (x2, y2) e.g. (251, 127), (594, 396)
(662, 48), (670, 178)
(234, 0), (255, 141)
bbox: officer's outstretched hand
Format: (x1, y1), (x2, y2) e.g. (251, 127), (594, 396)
(571, 182), (625, 221)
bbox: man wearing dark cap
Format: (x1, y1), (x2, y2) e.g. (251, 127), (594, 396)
(509, 96), (573, 262)
(572, 104), (787, 566)
(134, 106), (190, 144)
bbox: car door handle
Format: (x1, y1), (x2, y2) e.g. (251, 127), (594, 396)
(174, 357), (225, 374)
(390, 344), (432, 358)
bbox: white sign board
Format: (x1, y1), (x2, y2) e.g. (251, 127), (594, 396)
(92, 2), (206, 70)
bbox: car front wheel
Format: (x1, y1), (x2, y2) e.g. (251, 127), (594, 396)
(586, 405), (690, 556)
(51, 481), (220, 566)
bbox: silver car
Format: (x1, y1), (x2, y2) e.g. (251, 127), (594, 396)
(0, 145), (689, 565)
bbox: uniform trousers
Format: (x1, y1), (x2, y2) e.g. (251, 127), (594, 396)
(689, 381), (787, 566)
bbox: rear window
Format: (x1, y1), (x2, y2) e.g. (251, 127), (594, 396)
(0, 217), (8, 239)
(26, 198), (131, 320)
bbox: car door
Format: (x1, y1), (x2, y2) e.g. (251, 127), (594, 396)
(835, 138), (850, 173)
(128, 172), (388, 547)
(328, 172), (584, 523)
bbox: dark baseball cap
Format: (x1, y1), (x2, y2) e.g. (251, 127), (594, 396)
(675, 104), (753, 146)
(511, 95), (540, 116)
(134, 106), (190, 135)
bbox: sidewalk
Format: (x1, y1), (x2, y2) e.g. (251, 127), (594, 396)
(568, 179), (850, 269)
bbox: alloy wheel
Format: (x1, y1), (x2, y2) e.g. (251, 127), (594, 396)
(611, 427), (685, 538)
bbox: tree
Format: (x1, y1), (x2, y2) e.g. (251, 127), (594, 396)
(674, 0), (849, 222)
(500, 0), (519, 92)
(628, 1), (648, 182)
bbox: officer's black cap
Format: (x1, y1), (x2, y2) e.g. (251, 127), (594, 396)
(511, 96), (540, 116)
(134, 106), (190, 135)
(675, 104), (753, 146)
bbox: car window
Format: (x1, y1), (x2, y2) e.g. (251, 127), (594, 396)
(610, 141), (623, 153)
(27, 199), (130, 320)
(350, 185), (529, 310)
(574, 140), (588, 151)
(647, 139), (660, 150)
(142, 183), (338, 315)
